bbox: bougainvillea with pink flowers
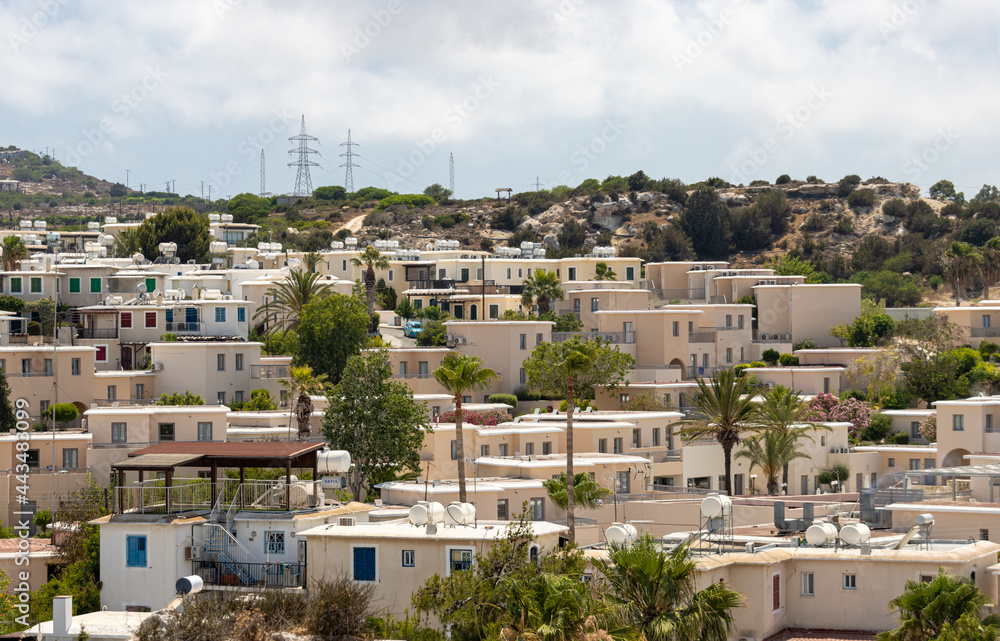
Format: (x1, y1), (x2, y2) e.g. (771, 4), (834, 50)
(803, 393), (871, 434)
(436, 409), (511, 426)
(919, 413), (936, 442)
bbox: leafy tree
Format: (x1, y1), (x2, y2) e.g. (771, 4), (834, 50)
(851, 234), (895, 271)
(23, 298), (55, 336)
(523, 337), (634, 541)
(775, 173), (791, 184)
(543, 471), (611, 510)
(769, 254), (823, 283)
(135, 206), (210, 263)
(394, 297), (416, 321)
(41, 403), (79, 429)
(857, 271), (924, 307)
(877, 569), (1000, 641)
(929, 179), (964, 203)
(680, 186), (730, 257)
(620, 392), (672, 411)
(324, 349), (429, 501)
(594, 261), (617, 281)
(350, 246), (390, 333)
(898, 317), (965, 404)
(423, 183), (452, 202)
(556, 219), (587, 250)
(845, 349), (904, 407)
(113, 227), (141, 258)
(433, 353), (500, 502)
(296, 293), (369, 384)
(837, 174), (861, 197)
(228, 388), (278, 411)
(761, 349), (779, 366)
(627, 170), (650, 191)
(597, 536), (743, 641)
(680, 369), (762, 495)
(0, 371), (14, 432)
(156, 391), (206, 405)
(0, 294), (24, 314)
(755, 188), (793, 237)
(416, 319), (447, 346)
(226, 193), (271, 223)
(833, 312), (895, 347)
(1, 236), (28, 272)
(497, 571), (624, 641)
(0, 570), (22, 635)
(313, 185), (347, 201)
(973, 184), (1000, 203)
(282, 365), (329, 440)
(737, 429), (810, 495)
(520, 269), (564, 315)
(490, 206), (525, 231)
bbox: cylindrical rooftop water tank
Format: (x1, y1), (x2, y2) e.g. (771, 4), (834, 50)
(915, 513), (935, 526)
(700, 494), (732, 518)
(605, 522), (638, 545)
(839, 523), (871, 546)
(175, 575), (204, 595)
(805, 522), (838, 547)
(316, 450), (351, 474)
(444, 502), (476, 526)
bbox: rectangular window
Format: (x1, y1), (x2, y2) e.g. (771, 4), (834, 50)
(505, 268), (512, 280)
(497, 499), (508, 520)
(632, 429), (641, 448)
(843, 574), (857, 590)
(20, 359), (30, 375)
(39, 400), (49, 415)
(480, 445), (489, 457)
(984, 315), (992, 328)
(126, 535), (147, 568)
(112, 422), (127, 444)
(536, 333), (543, 345)
(399, 362), (408, 377)
(801, 572), (814, 596)
(135, 383), (144, 398)
(591, 298), (599, 312)
(772, 573), (781, 611)
(158, 423), (175, 441)
(450, 548), (473, 573)
(107, 385), (116, 401)
(460, 268), (469, 282)
(418, 361), (428, 377)
(9, 277), (21, 294)
(529, 498), (544, 521)
(217, 354), (225, 371)
(953, 414), (964, 431)
(215, 307), (226, 323)
(910, 459), (921, 471)
(573, 298), (581, 312)
(69, 277), (80, 293)
(672, 321), (679, 337)
(525, 443), (534, 456)
(235, 353), (244, 371)
(988, 415), (994, 432)
(823, 377), (831, 394)
(88, 277), (100, 293)
(738, 315), (744, 329)
(353, 547), (377, 581)
(981, 529), (990, 541)
(44, 359), (52, 375)
(726, 347), (733, 364)
(652, 428), (661, 446)
(120, 312), (133, 329)
(498, 443), (508, 457)
(144, 311), (156, 329)
(388, 269), (394, 282)
(520, 368), (526, 385)
(620, 393), (630, 403)
(542, 441), (551, 455)
(62, 448), (79, 469)
(911, 421), (921, 437)
(145, 278), (156, 293)
(71, 358), (80, 375)
(489, 304), (499, 319)
(26, 450), (39, 468)
(29, 277), (41, 294)
(476, 268), (483, 281)
(197, 422), (213, 441)
(519, 334), (526, 350)
(217, 391), (226, 404)
(626, 266), (635, 281)
(613, 437), (623, 454)
(702, 353), (709, 367)
(888, 458), (895, 468)
(237, 307), (246, 323)
(568, 267), (577, 281)
(598, 439), (607, 454)
(726, 314), (733, 328)
(616, 471), (630, 494)
(266, 531), (284, 554)
(402, 549), (414, 567)
(451, 440), (459, 460)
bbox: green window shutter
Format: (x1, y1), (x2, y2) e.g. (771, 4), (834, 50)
(90, 277), (101, 293)
(69, 278), (80, 293)
(145, 278), (156, 293)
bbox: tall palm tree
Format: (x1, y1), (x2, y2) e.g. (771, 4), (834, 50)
(253, 270), (332, 337)
(594, 261), (617, 281)
(303, 251), (323, 273)
(350, 245), (390, 332)
(499, 573), (633, 641)
(281, 365), (329, 440)
(981, 240), (1000, 299)
(521, 269), (565, 315)
(597, 536), (744, 641)
(944, 241), (982, 305)
(113, 227), (140, 259)
(758, 385), (828, 492)
(543, 472), (612, 511)
(433, 352), (500, 502)
(735, 429), (810, 495)
(878, 569), (1000, 641)
(1, 235), (28, 272)
(679, 369), (761, 496)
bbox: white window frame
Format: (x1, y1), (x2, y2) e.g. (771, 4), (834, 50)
(445, 546), (474, 576)
(801, 572), (814, 596)
(402, 549), (414, 567)
(843, 573), (857, 590)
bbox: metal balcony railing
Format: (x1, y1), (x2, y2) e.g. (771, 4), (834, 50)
(688, 331), (717, 343)
(166, 321), (202, 332)
(192, 559), (306, 589)
(113, 479), (322, 515)
(76, 327), (119, 339)
(972, 327), (1000, 338)
(251, 364), (289, 379)
(552, 331), (636, 344)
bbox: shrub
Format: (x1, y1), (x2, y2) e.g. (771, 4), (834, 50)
(833, 216), (854, 235)
(848, 189), (876, 209)
(929, 274), (943, 291)
(837, 174), (862, 197)
(794, 339), (818, 351)
(490, 206), (525, 231)
(778, 353), (799, 366)
(859, 413), (893, 443)
(762, 349), (780, 366)
(891, 431), (910, 444)
(805, 393), (872, 434)
(981, 341), (1000, 357)
(488, 393), (518, 408)
(304, 575), (377, 640)
(437, 409), (511, 426)
(919, 413), (936, 441)
(776, 174), (791, 185)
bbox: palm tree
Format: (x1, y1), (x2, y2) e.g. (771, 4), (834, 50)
(303, 251), (323, 273)
(433, 352), (500, 502)
(758, 385), (828, 492)
(350, 245), (390, 332)
(594, 261), (617, 281)
(944, 241), (982, 305)
(113, 227), (140, 259)
(736, 429), (810, 495)
(878, 569), (1000, 641)
(521, 269), (565, 315)
(543, 472), (612, 511)
(499, 573), (632, 641)
(1, 235), (28, 272)
(679, 369), (761, 496)
(253, 270), (332, 337)
(281, 365), (329, 440)
(597, 536), (744, 641)
(981, 240), (1000, 299)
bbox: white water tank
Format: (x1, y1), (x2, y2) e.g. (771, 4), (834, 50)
(444, 502), (476, 526)
(175, 575), (204, 595)
(605, 522), (638, 545)
(701, 494), (732, 518)
(840, 523), (871, 546)
(221, 213), (233, 223)
(209, 213), (221, 222)
(210, 242), (228, 254)
(805, 522), (838, 547)
(87, 222), (100, 231)
(132, 252), (144, 263)
(915, 513), (935, 526)
(19, 220), (31, 229)
(104, 216), (117, 224)
(408, 501), (445, 525)
(316, 450), (351, 474)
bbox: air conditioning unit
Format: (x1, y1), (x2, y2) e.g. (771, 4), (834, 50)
(185, 546), (201, 560)
(759, 334), (769, 340)
(455, 336), (466, 345)
(153, 362), (164, 371)
(784, 334), (792, 340)
(339, 517), (356, 527)
(444, 333), (455, 342)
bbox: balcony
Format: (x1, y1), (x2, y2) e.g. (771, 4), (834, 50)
(552, 331), (636, 344)
(647, 449), (683, 464)
(406, 279), (458, 291)
(76, 327), (118, 339)
(688, 331), (717, 343)
(251, 364), (289, 379)
(972, 327), (1000, 338)
(647, 288), (705, 301)
(192, 559), (306, 589)
(113, 478), (323, 515)
(6, 370), (53, 378)
(166, 321), (203, 333)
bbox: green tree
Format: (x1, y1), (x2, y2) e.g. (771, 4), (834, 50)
(679, 369), (762, 496)
(758, 385), (826, 490)
(282, 365), (329, 440)
(423, 183), (453, 202)
(597, 536), (743, 641)
(498, 572), (628, 641)
(0, 294), (25, 314)
(0, 570), (22, 634)
(433, 353), (500, 502)
(156, 391), (206, 405)
(898, 317), (965, 404)
(1, 236), (28, 272)
(416, 319), (448, 346)
(877, 569), (1000, 641)
(736, 429), (810, 495)
(229, 388), (278, 411)
(557, 220), (587, 250)
(543, 471), (612, 510)
(680, 186), (730, 257)
(595, 261), (617, 280)
(253, 269), (334, 337)
(0, 370), (14, 433)
(23, 298), (55, 336)
(113, 227), (141, 258)
(523, 337), (634, 542)
(313, 185), (347, 201)
(225, 193), (271, 223)
(943, 241), (981, 305)
(41, 403), (79, 429)
(520, 269), (564, 315)
(324, 349), (429, 501)
(929, 179), (963, 203)
(296, 293), (369, 384)
(834, 312), (896, 347)
(350, 246), (390, 333)
(135, 206), (210, 263)
(394, 297), (416, 320)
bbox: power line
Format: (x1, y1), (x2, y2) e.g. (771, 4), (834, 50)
(340, 129), (359, 193)
(288, 115), (320, 197)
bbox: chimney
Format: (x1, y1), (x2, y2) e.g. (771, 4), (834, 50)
(53, 595), (72, 638)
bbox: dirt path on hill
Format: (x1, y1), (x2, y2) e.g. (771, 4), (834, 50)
(334, 213), (365, 235)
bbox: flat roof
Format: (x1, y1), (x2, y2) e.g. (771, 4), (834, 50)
(300, 519), (567, 540)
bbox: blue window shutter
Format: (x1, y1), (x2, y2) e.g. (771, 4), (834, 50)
(127, 535), (147, 567)
(238, 307), (246, 323)
(353, 547), (375, 581)
(165, 309), (173, 323)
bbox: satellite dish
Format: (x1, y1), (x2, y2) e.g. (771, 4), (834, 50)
(137, 283), (147, 293)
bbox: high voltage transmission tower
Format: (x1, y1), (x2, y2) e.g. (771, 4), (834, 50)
(532, 176), (544, 190)
(340, 129), (359, 194)
(288, 115), (320, 197)
(259, 150), (266, 197)
(449, 153), (455, 194)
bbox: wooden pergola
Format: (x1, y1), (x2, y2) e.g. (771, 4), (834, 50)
(111, 441), (326, 513)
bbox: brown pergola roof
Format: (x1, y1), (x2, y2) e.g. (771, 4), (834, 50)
(114, 441), (326, 471)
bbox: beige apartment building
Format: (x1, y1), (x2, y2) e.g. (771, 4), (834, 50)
(0, 431), (92, 527)
(387, 348), (449, 396)
(448, 320), (553, 396)
(742, 365), (846, 396)
(148, 341), (282, 406)
(754, 282), (862, 349)
(934, 305), (1000, 349)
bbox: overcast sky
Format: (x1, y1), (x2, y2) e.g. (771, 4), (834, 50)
(1, 0), (997, 200)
